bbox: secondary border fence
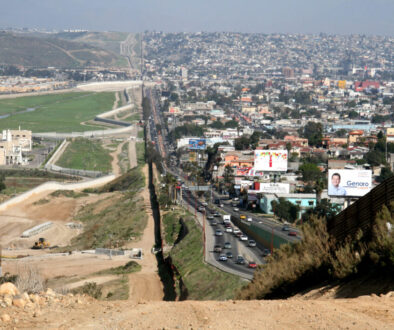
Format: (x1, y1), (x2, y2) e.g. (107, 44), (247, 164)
(327, 176), (394, 242)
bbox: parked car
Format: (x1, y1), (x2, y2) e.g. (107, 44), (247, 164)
(248, 261), (257, 269)
(218, 254), (228, 262)
(236, 255), (246, 264)
(224, 242), (232, 249)
(239, 235), (248, 241)
(288, 231), (297, 237)
(248, 239), (257, 247)
(214, 245), (222, 253)
(215, 229), (223, 236)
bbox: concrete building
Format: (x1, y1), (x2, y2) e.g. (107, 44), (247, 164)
(0, 129), (32, 165)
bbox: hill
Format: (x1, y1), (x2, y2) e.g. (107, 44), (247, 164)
(0, 31), (127, 68)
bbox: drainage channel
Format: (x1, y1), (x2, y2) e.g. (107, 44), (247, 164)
(148, 161), (177, 301)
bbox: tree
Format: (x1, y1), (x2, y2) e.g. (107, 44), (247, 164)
(210, 120), (224, 129)
(364, 150), (385, 167)
(376, 167), (394, 183)
(224, 120), (239, 129)
(0, 175), (6, 192)
(223, 164), (234, 187)
(301, 122), (323, 147)
(271, 198), (300, 223)
(299, 163), (323, 183)
(234, 135), (250, 150)
(334, 129), (348, 138)
(302, 199), (341, 222)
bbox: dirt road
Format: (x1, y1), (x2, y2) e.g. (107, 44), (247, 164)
(125, 165), (163, 302)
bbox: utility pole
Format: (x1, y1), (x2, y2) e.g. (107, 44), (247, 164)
(0, 245), (2, 277)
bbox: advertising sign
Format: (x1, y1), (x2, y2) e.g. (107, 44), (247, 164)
(254, 150), (288, 172)
(188, 139), (206, 150)
(189, 152), (197, 162)
(256, 183), (290, 194)
(236, 167), (252, 176)
(328, 169), (372, 197)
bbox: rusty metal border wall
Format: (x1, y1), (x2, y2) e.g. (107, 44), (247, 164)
(327, 176), (394, 241)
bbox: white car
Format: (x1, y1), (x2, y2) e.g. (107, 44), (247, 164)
(247, 217), (253, 222)
(233, 228), (241, 235)
(225, 227), (233, 233)
(201, 202), (208, 206)
(233, 207), (239, 212)
(240, 235), (248, 241)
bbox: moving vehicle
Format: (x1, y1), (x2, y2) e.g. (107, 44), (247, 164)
(239, 235), (248, 241)
(32, 238), (50, 249)
(201, 202), (208, 206)
(224, 242), (232, 249)
(248, 239), (257, 247)
(218, 254), (228, 262)
(236, 255), (246, 264)
(215, 229), (223, 236)
(233, 207), (239, 212)
(198, 206), (205, 212)
(211, 220), (218, 226)
(233, 227), (241, 235)
(248, 261), (257, 269)
(262, 249), (271, 257)
(214, 245), (222, 253)
(282, 225), (290, 231)
(240, 215), (246, 220)
(226, 251), (233, 259)
(288, 231), (297, 237)
(247, 217), (253, 222)
(222, 214), (231, 223)
(225, 226), (233, 233)
(207, 215), (214, 220)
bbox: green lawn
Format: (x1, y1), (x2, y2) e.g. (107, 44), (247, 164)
(0, 92), (115, 132)
(56, 138), (113, 172)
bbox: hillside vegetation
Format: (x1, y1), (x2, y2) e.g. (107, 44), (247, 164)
(0, 32), (125, 68)
(239, 202), (394, 300)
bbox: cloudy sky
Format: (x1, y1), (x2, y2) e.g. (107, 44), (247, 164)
(1, 0), (393, 35)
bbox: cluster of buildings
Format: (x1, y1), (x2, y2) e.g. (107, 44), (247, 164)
(0, 76), (71, 94)
(0, 129), (32, 165)
(146, 32), (393, 218)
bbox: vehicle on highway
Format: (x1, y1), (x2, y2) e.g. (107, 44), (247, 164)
(262, 248), (271, 257)
(240, 235), (248, 241)
(222, 214), (231, 222)
(214, 199), (220, 204)
(215, 229), (223, 236)
(235, 231), (243, 238)
(218, 254), (228, 262)
(219, 203), (224, 207)
(248, 261), (257, 269)
(201, 202), (208, 206)
(225, 226), (233, 233)
(240, 215), (246, 220)
(232, 227), (240, 233)
(207, 215), (214, 220)
(198, 206), (205, 212)
(233, 207), (239, 212)
(226, 251), (233, 259)
(211, 220), (217, 226)
(247, 217), (253, 222)
(248, 239), (257, 247)
(213, 212), (221, 217)
(288, 231), (297, 237)
(224, 242), (232, 249)
(282, 225), (290, 231)
(214, 245), (222, 253)
(236, 255), (246, 264)
(233, 197), (239, 201)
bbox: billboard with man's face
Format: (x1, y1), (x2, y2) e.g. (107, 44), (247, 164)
(254, 150), (288, 172)
(328, 169), (372, 197)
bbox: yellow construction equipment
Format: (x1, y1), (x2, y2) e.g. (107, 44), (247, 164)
(32, 238), (50, 249)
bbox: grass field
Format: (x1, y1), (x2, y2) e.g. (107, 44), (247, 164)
(0, 92), (115, 132)
(56, 138), (113, 172)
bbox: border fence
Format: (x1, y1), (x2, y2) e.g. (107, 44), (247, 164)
(327, 176), (394, 242)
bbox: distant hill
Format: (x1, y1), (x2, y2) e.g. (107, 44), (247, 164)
(0, 31), (128, 68)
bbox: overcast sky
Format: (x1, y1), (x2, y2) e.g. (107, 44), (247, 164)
(1, 0), (393, 35)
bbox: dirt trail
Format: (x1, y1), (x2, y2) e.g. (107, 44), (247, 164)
(109, 141), (126, 176)
(125, 164), (163, 302)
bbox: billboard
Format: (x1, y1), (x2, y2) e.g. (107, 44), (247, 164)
(258, 183), (290, 194)
(254, 150), (288, 172)
(188, 139), (206, 150)
(236, 167), (252, 176)
(328, 169), (372, 197)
